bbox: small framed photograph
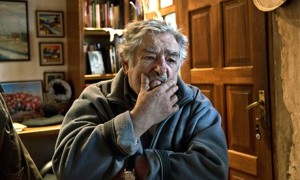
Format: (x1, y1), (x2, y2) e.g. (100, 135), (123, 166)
(39, 42), (64, 66)
(0, 80), (43, 122)
(0, 0), (30, 61)
(164, 13), (177, 30)
(36, 10), (64, 37)
(88, 51), (105, 74)
(160, 0), (173, 9)
(44, 71), (65, 91)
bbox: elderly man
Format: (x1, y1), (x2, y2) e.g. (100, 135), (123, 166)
(53, 19), (228, 179)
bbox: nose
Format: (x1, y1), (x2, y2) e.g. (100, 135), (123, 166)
(153, 55), (167, 75)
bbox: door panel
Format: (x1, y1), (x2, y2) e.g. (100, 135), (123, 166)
(190, 8), (212, 68)
(223, 0), (250, 67)
(177, 0), (273, 179)
(226, 85), (256, 155)
(195, 84), (214, 102)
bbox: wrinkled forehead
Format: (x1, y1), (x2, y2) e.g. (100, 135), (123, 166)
(138, 33), (179, 54)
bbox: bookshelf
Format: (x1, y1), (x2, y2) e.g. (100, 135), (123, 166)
(66, 0), (130, 99)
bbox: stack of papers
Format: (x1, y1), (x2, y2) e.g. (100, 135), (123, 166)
(13, 122), (27, 132)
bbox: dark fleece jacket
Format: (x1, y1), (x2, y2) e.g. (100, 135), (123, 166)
(52, 70), (228, 180)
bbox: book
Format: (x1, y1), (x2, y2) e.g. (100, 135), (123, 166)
(109, 44), (117, 73)
(112, 5), (119, 28)
(95, 3), (101, 28)
(100, 46), (112, 73)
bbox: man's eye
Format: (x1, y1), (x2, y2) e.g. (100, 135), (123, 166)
(166, 58), (177, 64)
(143, 56), (156, 61)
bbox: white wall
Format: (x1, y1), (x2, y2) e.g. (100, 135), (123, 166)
(0, 0), (67, 84)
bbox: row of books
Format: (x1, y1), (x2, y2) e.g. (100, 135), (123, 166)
(84, 0), (144, 29)
(85, 0), (124, 29)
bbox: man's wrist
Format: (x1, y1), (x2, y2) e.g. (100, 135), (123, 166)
(130, 110), (149, 138)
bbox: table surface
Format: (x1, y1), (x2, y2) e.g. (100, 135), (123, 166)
(17, 124), (61, 135)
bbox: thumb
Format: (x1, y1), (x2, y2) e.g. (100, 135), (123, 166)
(140, 74), (150, 91)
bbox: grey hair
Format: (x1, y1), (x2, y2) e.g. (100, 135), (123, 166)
(118, 19), (188, 66)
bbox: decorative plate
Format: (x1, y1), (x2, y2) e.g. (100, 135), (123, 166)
(48, 79), (72, 102)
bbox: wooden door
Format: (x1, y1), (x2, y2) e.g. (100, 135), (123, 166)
(176, 0), (273, 179)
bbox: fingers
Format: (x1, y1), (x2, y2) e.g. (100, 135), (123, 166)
(170, 93), (178, 105)
(140, 74), (150, 91)
(171, 104), (179, 113)
(165, 81), (178, 95)
(149, 80), (162, 89)
(141, 75), (179, 112)
(156, 79), (178, 96)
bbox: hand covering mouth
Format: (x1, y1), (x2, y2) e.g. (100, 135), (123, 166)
(149, 73), (168, 89)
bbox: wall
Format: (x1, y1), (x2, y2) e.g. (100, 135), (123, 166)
(0, 0), (67, 86)
(272, 1), (300, 179)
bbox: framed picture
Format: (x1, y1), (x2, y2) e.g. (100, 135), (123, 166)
(44, 71), (65, 91)
(39, 42), (64, 66)
(160, 0), (173, 8)
(164, 13), (177, 30)
(88, 51), (105, 74)
(36, 10), (64, 37)
(0, 80), (43, 122)
(0, 1), (30, 61)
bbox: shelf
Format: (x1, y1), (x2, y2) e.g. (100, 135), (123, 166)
(17, 124), (61, 135)
(85, 74), (117, 81)
(84, 28), (123, 41)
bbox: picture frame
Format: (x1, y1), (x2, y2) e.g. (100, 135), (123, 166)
(36, 10), (64, 37)
(160, 0), (173, 8)
(0, 80), (43, 122)
(88, 51), (105, 74)
(0, 0), (30, 61)
(39, 42), (64, 66)
(164, 13), (177, 30)
(44, 71), (65, 91)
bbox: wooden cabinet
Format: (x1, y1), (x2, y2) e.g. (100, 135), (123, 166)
(18, 125), (60, 169)
(66, 0), (130, 99)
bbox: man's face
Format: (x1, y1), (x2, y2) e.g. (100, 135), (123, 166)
(123, 33), (181, 94)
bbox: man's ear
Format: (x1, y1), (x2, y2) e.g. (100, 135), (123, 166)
(122, 60), (129, 74)
(120, 53), (129, 74)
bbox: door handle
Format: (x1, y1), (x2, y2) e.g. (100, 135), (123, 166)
(246, 100), (264, 110)
(246, 90), (265, 111)
(246, 90), (266, 139)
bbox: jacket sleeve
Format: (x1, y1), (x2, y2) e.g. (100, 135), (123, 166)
(52, 85), (140, 179)
(144, 91), (228, 180)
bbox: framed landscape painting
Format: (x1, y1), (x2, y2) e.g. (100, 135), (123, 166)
(36, 10), (64, 37)
(0, 80), (43, 122)
(0, 1), (30, 61)
(39, 42), (64, 66)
